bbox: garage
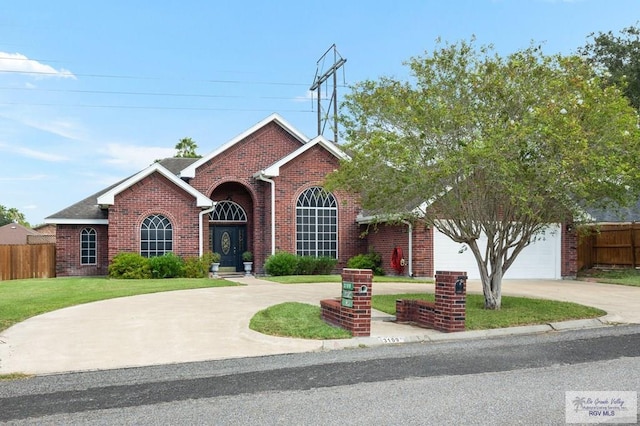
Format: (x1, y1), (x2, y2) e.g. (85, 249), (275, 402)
(433, 224), (562, 279)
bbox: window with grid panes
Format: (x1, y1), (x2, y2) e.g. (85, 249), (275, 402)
(140, 214), (173, 258)
(296, 187), (337, 258)
(80, 228), (97, 265)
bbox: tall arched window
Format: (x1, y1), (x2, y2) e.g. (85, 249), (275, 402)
(80, 228), (97, 265)
(141, 214), (173, 258)
(296, 187), (338, 258)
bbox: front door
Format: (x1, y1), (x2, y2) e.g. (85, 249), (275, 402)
(212, 225), (246, 271)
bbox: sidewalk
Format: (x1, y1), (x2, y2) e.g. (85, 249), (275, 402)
(0, 277), (638, 375)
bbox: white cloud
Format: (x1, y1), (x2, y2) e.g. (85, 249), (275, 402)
(101, 143), (175, 170)
(0, 142), (68, 162)
(0, 52), (75, 79)
(293, 90), (330, 103)
(0, 173), (48, 181)
(0, 110), (87, 141)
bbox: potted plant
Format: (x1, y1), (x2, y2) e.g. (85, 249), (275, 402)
(242, 251), (253, 276)
(209, 252), (221, 278)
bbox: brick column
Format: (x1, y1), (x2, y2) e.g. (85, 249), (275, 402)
(434, 271), (467, 333)
(342, 268), (372, 336)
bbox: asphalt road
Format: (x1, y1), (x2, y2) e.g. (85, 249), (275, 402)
(1, 325), (639, 425)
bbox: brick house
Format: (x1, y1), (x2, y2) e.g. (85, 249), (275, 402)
(45, 114), (577, 279)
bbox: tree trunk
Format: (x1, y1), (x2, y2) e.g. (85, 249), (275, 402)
(468, 240), (504, 310)
(483, 272), (502, 310)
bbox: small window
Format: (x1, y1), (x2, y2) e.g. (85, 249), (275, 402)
(141, 214), (173, 258)
(80, 228), (97, 265)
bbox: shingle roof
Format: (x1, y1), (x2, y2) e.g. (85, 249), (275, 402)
(45, 158), (200, 223)
(0, 222), (40, 244)
(586, 200), (640, 223)
(45, 180), (120, 223)
(157, 157), (199, 175)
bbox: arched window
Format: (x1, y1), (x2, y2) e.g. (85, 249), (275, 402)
(209, 200), (247, 222)
(296, 187), (338, 258)
(80, 228), (97, 265)
(141, 214), (173, 258)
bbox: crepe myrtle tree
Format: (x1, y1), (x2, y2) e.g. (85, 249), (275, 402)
(326, 38), (640, 310)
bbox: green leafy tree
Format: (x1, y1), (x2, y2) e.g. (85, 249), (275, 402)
(175, 137), (201, 158)
(579, 24), (640, 110)
(327, 39), (640, 309)
(0, 205), (29, 227)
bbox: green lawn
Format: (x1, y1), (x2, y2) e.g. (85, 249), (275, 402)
(249, 295), (605, 339)
(0, 277), (238, 332)
(264, 275), (433, 284)
(577, 268), (640, 287)
(250, 302), (351, 339)
(372, 293), (606, 330)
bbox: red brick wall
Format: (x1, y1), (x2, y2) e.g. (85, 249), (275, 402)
(55, 224), (109, 277)
(161, 121), (364, 274)
(273, 145), (365, 271)
(365, 222), (434, 278)
(562, 224), (578, 278)
(188, 122), (305, 273)
(106, 173), (202, 262)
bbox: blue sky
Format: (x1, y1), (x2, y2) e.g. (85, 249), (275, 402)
(1, 0), (638, 226)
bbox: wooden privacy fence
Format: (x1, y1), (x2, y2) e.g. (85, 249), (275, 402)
(578, 223), (640, 270)
(0, 244), (56, 280)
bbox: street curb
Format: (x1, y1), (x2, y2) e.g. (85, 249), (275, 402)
(321, 316), (615, 351)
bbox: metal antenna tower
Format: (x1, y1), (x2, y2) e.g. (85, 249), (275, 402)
(310, 44), (346, 142)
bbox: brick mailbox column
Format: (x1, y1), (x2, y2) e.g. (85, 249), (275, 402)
(342, 268), (373, 337)
(434, 271), (467, 332)
(321, 268), (373, 337)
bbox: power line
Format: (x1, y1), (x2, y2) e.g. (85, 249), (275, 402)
(0, 101), (314, 113)
(0, 86), (332, 101)
(0, 68), (321, 87)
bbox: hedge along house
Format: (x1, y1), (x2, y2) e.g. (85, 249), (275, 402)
(46, 114), (367, 277)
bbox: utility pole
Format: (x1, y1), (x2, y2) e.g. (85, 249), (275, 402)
(310, 44), (346, 143)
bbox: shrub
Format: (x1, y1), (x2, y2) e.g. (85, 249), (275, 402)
(201, 252), (216, 265)
(184, 255), (211, 278)
(242, 251), (253, 262)
(149, 253), (185, 278)
(347, 250), (384, 276)
(296, 256), (317, 275)
(314, 256), (338, 275)
(108, 252), (152, 279)
(264, 251), (299, 276)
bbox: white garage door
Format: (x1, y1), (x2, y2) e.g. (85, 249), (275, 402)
(433, 224), (561, 279)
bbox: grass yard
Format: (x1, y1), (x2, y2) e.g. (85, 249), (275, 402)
(577, 268), (640, 287)
(250, 302), (351, 339)
(250, 294), (606, 339)
(0, 277), (238, 332)
(372, 293), (606, 330)
(264, 275), (433, 284)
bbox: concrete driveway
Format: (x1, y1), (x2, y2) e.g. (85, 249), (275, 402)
(0, 277), (638, 375)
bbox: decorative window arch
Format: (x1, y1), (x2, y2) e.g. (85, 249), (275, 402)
(80, 227), (97, 265)
(140, 214), (173, 258)
(209, 200), (247, 222)
(296, 187), (338, 258)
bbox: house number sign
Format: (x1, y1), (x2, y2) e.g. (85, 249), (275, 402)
(341, 281), (354, 307)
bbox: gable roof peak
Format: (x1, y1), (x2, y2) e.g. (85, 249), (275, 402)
(96, 162), (212, 208)
(180, 113), (310, 179)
